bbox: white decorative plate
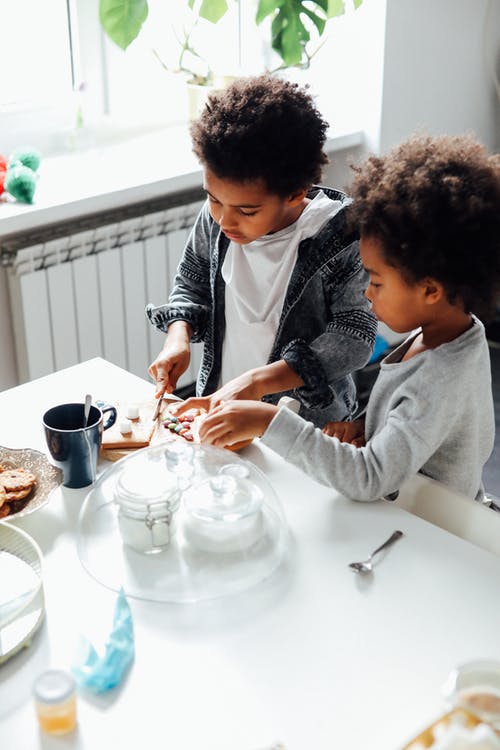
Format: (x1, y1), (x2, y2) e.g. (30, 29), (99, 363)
(0, 524), (45, 665)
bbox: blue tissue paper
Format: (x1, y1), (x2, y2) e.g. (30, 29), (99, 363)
(72, 588), (134, 693)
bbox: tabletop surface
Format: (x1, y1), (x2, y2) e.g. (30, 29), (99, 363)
(1, 357), (500, 750)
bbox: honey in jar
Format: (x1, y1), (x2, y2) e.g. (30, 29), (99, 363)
(33, 670), (77, 734)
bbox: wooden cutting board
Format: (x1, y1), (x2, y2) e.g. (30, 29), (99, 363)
(102, 399), (253, 461)
(101, 401), (157, 450)
(101, 397), (184, 461)
(152, 405), (253, 452)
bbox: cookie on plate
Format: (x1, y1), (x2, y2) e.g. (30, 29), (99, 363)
(0, 468), (37, 493)
(5, 486), (35, 502)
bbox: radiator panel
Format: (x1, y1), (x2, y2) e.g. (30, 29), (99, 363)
(7, 199), (204, 388)
(73, 254), (104, 362)
(18, 271), (55, 379)
(97, 247), (128, 371)
(144, 235), (169, 366)
(122, 240), (149, 378)
(47, 262), (79, 371)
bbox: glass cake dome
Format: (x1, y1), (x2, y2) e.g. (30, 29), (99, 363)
(77, 442), (289, 603)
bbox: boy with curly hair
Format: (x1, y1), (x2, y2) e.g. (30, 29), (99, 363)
(147, 75), (376, 427)
(194, 134), (500, 502)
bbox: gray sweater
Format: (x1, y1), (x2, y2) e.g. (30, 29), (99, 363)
(261, 316), (494, 501)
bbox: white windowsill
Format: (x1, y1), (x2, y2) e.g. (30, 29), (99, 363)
(0, 126), (364, 238)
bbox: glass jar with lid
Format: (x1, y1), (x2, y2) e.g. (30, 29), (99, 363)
(79, 443), (289, 602)
(114, 460), (181, 554)
(182, 470), (264, 554)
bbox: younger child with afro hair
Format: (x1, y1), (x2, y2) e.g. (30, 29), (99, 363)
(194, 133), (500, 503)
(147, 75), (376, 427)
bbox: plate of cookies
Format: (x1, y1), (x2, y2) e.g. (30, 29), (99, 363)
(0, 446), (63, 520)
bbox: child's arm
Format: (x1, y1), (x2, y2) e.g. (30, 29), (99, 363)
(275, 241), (377, 414)
(197, 388), (443, 503)
(198, 401), (279, 446)
(198, 403), (366, 451)
(173, 360), (303, 413)
(146, 204), (213, 386)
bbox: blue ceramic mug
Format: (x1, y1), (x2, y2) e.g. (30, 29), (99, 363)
(43, 403), (117, 488)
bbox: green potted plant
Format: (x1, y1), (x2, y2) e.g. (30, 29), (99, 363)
(100, 0), (364, 66)
(149, 4), (235, 118)
(99, 0), (364, 114)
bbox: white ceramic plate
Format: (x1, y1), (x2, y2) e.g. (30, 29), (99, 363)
(0, 524), (45, 665)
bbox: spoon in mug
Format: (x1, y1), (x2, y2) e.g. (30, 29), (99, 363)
(348, 530), (404, 574)
(83, 394), (92, 427)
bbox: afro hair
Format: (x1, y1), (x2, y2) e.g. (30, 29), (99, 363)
(190, 75), (329, 197)
(349, 133), (500, 319)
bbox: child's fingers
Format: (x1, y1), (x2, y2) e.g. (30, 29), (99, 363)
(198, 419), (231, 446)
(323, 422), (347, 439)
(154, 377), (170, 397)
(351, 436), (366, 448)
(171, 396), (210, 416)
(151, 362), (173, 395)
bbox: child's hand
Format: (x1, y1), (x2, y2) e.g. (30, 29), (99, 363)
(172, 371), (265, 415)
(148, 331), (191, 397)
(322, 418), (366, 447)
(197, 401), (279, 448)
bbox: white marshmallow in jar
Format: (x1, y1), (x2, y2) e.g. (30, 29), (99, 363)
(114, 461), (181, 554)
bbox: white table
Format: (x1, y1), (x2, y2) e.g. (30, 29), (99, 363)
(1, 358), (500, 750)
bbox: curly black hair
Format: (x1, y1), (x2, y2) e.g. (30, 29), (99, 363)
(349, 134), (500, 319)
(190, 75), (329, 197)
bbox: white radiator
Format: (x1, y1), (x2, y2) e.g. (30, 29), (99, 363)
(6, 196), (205, 388)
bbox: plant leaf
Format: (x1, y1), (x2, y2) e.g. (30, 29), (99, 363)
(260, 0), (351, 67)
(301, 6), (326, 35)
(256, 0), (285, 24)
(311, 0), (329, 13)
(353, 0), (364, 8)
(199, 0), (229, 23)
(327, 0), (345, 18)
(280, 9), (308, 65)
(99, 0), (148, 50)
(271, 11), (285, 40)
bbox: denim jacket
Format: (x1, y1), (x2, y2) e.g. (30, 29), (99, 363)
(146, 186), (377, 426)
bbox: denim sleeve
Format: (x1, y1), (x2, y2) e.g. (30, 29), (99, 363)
(144, 202), (213, 342)
(282, 243), (377, 409)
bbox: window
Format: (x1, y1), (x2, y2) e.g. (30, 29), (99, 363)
(0, 0), (377, 156)
(0, 0), (73, 107)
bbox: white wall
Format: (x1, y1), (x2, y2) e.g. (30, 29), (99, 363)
(379, 0), (500, 153)
(323, 144), (365, 192)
